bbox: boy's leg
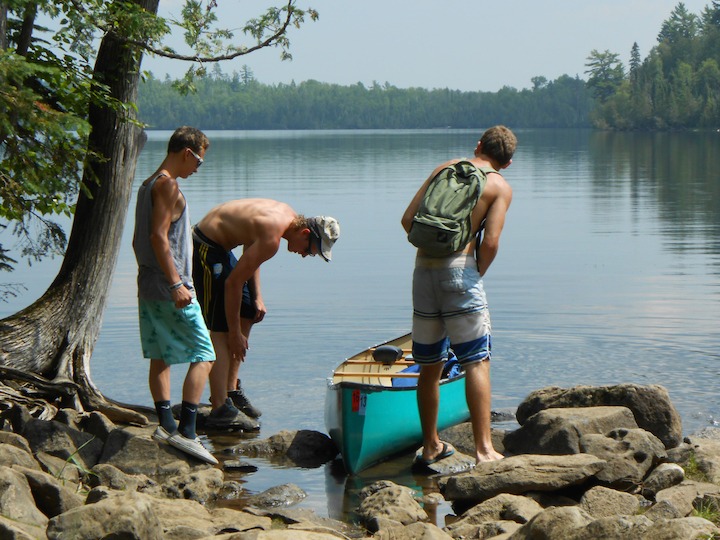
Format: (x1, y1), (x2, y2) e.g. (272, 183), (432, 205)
(464, 360), (503, 462)
(183, 360), (213, 404)
(149, 358), (171, 401)
(417, 362), (446, 461)
(206, 331), (259, 430)
(226, 318), (262, 418)
(178, 360), (213, 440)
(229, 317), (254, 391)
(208, 331), (230, 410)
(149, 358), (177, 434)
(166, 360), (217, 464)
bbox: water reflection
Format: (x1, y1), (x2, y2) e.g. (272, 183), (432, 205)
(2, 128), (719, 526)
(324, 452), (455, 527)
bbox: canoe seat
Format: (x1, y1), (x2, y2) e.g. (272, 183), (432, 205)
(372, 345), (404, 364)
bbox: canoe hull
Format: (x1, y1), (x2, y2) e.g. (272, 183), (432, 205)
(324, 334), (470, 475)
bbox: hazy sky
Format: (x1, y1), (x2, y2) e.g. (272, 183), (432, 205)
(142, 0), (712, 92)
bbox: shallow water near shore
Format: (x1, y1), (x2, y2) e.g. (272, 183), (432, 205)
(2, 128), (719, 524)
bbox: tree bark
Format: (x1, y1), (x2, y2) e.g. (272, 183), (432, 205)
(0, 0), (159, 424)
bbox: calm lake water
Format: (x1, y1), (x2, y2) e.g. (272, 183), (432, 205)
(2, 129), (720, 523)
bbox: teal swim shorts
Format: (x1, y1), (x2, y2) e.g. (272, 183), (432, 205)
(138, 299), (216, 365)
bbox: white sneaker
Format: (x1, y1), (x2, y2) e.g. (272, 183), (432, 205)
(152, 426), (172, 443)
(167, 432), (219, 465)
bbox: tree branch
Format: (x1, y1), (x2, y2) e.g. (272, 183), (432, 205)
(125, 0), (295, 64)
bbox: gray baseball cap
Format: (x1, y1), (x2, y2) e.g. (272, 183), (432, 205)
(308, 216), (340, 261)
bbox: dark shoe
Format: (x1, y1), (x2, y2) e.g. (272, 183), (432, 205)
(228, 382), (262, 418)
(205, 398), (260, 431)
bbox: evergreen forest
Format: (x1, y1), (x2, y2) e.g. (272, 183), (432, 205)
(137, 1), (720, 131)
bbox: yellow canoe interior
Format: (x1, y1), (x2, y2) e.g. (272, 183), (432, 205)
(330, 334), (415, 387)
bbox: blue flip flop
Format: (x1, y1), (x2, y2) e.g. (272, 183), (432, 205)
(415, 442), (454, 467)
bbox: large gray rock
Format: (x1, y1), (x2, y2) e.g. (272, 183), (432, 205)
(0, 442), (41, 471)
(440, 454), (606, 505)
(0, 431), (33, 455)
(642, 462), (685, 500)
(375, 522), (453, 539)
(655, 480), (720, 516)
(98, 428), (192, 476)
(642, 499), (683, 521)
(515, 384), (682, 449)
(78, 411), (116, 441)
(245, 483), (307, 508)
(578, 485), (640, 518)
(139, 495), (238, 538)
(0, 515), (46, 540)
(0, 466), (49, 528)
(46, 491), (164, 540)
(439, 421), (507, 456)
(21, 418), (103, 470)
(504, 406), (638, 455)
(161, 467), (224, 503)
(449, 519), (522, 539)
(356, 481), (427, 531)
(13, 465), (84, 518)
(208, 507), (273, 534)
(685, 438), (720, 484)
(510, 509), (718, 540)
(411, 446), (476, 475)
(87, 462), (158, 493)
(640, 517), (720, 539)
(567, 514), (654, 539)
(444, 493), (543, 538)
(508, 505), (593, 539)
(35, 451), (80, 484)
(579, 427), (667, 486)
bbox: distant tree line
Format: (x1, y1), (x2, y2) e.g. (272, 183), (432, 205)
(585, 1), (720, 129)
(138, 2), (720, 131)
(137, 65), (593, 130)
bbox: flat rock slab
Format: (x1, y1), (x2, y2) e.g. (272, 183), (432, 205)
(440, 453), (607, 504)
(411, 448), (476, 476)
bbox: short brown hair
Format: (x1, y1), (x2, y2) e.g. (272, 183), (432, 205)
(167, 126), (209, 154)
(480, 125), (516, 166)
(291, 214), (308, 230)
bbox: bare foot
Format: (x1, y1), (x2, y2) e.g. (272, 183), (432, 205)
(476, 449), (504, 463)
(420, 441), (454, 464)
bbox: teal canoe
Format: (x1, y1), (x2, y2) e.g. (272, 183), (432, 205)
(324, 333), (470, 475)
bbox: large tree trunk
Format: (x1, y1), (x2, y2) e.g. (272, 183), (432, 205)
(0, 0), (159, 424)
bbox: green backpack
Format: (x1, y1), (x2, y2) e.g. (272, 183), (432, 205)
(407, 160), (494, 257)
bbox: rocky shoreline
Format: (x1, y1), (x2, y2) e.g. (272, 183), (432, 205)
(2, 383), (720, 539)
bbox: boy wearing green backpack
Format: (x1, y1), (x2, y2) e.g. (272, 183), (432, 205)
(401, 125), (517, 467)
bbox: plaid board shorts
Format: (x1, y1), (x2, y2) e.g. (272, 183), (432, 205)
(411, 254), (492, 366)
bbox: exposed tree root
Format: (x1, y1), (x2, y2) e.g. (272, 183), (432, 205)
(0, 368), (149, 426)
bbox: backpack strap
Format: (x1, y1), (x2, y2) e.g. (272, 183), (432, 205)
(476, 166), (498, 175)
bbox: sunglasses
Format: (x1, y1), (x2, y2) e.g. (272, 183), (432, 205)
(187, 148), (204, 168)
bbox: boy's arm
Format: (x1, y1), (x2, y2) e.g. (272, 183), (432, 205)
(225, 235), (279, 360)
(247, 270), (266, 323)
(476, 181), (512, 277)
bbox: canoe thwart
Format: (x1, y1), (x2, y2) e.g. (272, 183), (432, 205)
(344, 360), (415, 365)
(333, 371), (420, 378)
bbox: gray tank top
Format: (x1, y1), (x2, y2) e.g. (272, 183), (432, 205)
(133, 174), (195, 301)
